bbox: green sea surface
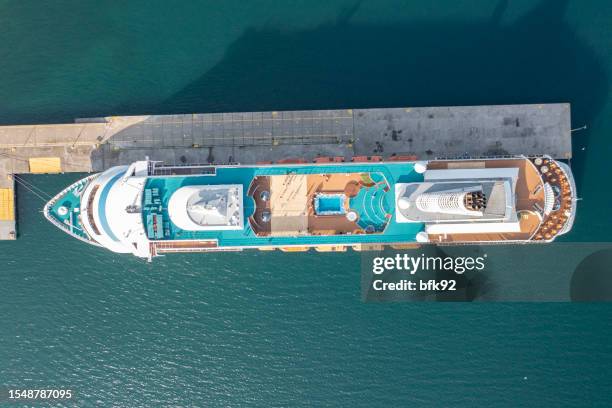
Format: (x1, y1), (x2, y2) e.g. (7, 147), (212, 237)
(1, 0), (612, 406)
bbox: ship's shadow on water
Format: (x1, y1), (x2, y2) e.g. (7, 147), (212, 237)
(127, 0), (605, 185)
(570, 249), (612, 301)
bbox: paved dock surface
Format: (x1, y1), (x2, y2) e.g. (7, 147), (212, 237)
(352, 105), (571, 160)
(0, 103), (572, 239)
(85, 104), (571, 168)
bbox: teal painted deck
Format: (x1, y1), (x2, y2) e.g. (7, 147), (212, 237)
(143, 162), (424, 247)
(47, 179), (90, 241)
(350, 172), (390, 232)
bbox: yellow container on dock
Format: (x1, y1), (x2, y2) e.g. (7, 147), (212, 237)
(0, 188), (15, 221)
(28, 157), (62, 174)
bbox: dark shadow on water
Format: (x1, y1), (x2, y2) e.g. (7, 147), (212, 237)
(570, 249), (612, 301)
(160, 1), (604, 114)
(6, 0), (606, 186)
(140, 0), (605, 185)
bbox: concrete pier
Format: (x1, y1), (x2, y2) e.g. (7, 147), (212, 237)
(0, 103), (572, 240)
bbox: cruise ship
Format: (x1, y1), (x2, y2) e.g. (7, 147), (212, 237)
(44, 156), (577, 260)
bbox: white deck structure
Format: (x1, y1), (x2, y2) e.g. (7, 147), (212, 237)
(395, 167), (523, 239)
(168, 185), (243, 231)
(79, 164), (150, 258)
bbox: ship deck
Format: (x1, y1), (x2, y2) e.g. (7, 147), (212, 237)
(427, 158), (545, 242)
(249, 171), (392, 237)
(44, 175), (95, 243)
(142, 162), (425, 248)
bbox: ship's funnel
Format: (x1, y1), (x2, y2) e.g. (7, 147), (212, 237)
(415, 190), (484, 217)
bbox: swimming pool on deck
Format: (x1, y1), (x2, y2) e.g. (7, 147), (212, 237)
(142, 162), (425, 247)
(315, 193), (346, 215)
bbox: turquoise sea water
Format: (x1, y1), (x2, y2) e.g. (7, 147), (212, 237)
(1, 1), (612, 406)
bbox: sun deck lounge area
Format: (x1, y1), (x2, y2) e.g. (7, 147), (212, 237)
(142, 161), (424, 248)
(248, 171), (393, 238)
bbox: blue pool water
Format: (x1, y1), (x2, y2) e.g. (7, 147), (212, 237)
(349, 172), (390, 232)
(315, 194), (346, 215)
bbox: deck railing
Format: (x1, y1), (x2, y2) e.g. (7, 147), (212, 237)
(43, 174), (101, 246)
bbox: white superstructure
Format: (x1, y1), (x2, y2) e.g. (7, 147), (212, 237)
(78, 163), (150, 258)
(167, 185), (243, 231)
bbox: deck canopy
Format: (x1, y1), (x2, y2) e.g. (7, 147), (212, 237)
(167, 185), (243, 231)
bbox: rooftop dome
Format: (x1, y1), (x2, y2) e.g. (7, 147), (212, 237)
(168, 185), (244, 231)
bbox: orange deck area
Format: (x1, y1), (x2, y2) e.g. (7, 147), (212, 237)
(427, 158), (546, 243)
(248, 172), (371, 237)
(306, 173), (362, 235)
